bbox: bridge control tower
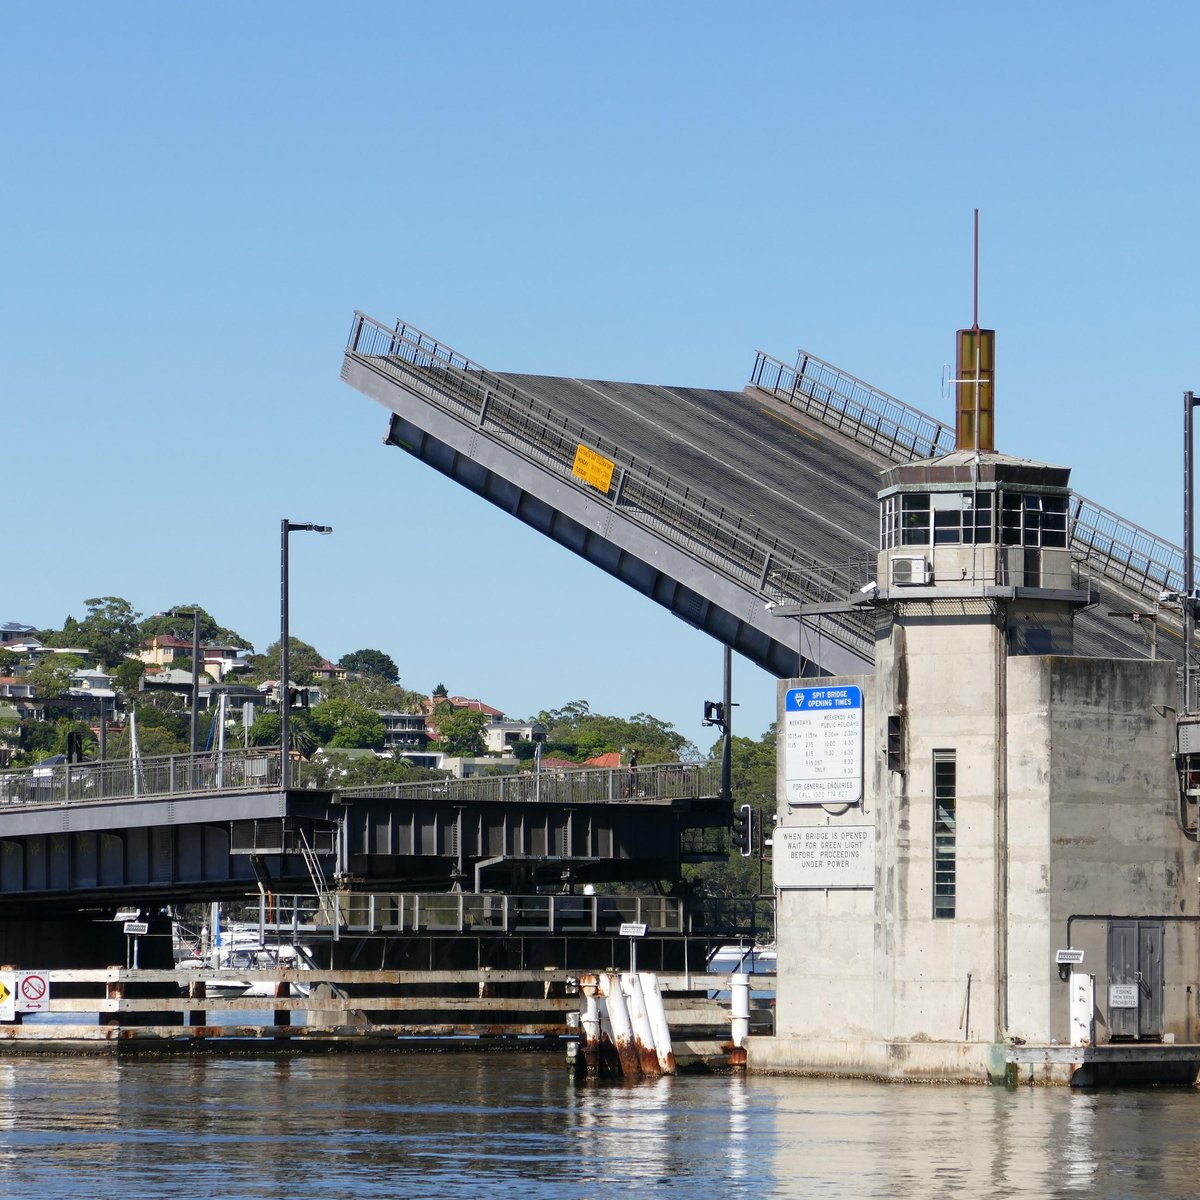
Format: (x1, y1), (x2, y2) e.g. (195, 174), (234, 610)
(762, 310), (1200, 1084)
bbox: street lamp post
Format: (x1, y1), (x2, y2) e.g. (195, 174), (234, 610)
(281, 519), (332, 790)
(168, 608), (202, 769)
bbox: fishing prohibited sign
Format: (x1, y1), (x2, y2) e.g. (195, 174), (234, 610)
(17, 972), (49, 1012)
(783, 685), (863, 807)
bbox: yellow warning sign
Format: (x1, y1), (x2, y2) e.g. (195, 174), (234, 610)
(572, 444), (616, 494)
(0, 982), (8, 1003)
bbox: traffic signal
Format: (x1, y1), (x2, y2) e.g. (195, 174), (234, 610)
(731, 803), (752, 857)
(703, 701), (725, 727)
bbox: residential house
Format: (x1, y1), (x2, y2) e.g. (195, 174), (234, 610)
(137, 636), (250, 681)
(482, 719), (546, 756)
(379, 712), (430, 756)
(311, 659), (348, 682)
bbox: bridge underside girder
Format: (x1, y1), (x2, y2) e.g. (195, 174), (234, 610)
(0, 791), (728, 911)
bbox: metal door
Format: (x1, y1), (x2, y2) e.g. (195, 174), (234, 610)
(1107, 919), (1164, 1039)
(1137, 921), (1165, 1037)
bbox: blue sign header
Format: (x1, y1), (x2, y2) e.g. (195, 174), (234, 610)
(785, 685), (863, 713)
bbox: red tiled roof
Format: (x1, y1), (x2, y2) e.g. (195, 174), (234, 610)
(582, 752), (622, 769)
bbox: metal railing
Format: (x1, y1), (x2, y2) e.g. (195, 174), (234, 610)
(752, 348), (953, 462)
(0, 753), (722, 811)
(346, 313), (876, 660)
(341, 760), (720, 806)
(259, 889), (774, 941)
(752, 348), (1190, 607)
(0, 747), (283, 808)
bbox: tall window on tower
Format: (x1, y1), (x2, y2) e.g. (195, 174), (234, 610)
(933, 750), (957, 919)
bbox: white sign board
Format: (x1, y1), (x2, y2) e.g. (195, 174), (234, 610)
(1055, 948), (1085, 965)
(0, 973), (14, 1022)
(619, 922), (647, 938)
(123, 921), (149, 936)
(774, 824), (875, 889)
(783, 685), (863, 807)
(15, 971), (49, 1013)
(1109, 984), (1139, 1009)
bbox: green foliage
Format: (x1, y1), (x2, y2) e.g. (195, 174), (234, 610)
(248, 711), (281, 746)
(431, 704), (487, 757)
(339, 649), (399, 683)
(536, 700), (698, 764)
(27, 655), (82, 699)
(685, 725), (778, 899)
(322, 676), (425, 714)
(308, 699), (385, 751)
(247, 710), (317, 758)
(432, 682), (448, 698)
(138, 606), (252, 650)
(243, 638), (324, 685)
(112, 659), (145, 696)
(76, 597), (143, 665)
(0, 649), (20, 675)
(511, 739), (537, 762)
(21, 716), (94, 761)
(304, 752), (448, 789)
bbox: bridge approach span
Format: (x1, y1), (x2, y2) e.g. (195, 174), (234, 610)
(0, 751), (726, 910)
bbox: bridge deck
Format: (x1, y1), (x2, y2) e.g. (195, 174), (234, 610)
(343, 313), (1188, 677)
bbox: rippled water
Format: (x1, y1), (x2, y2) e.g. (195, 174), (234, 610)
(0, 1052), (1197, 1198)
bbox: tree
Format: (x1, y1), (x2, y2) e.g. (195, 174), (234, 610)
(0, 649), (20, 675)
(248, 710), (317, 758)
(113, 658), (145, 697)
(339, 649), (399, 683)
(322, 676), (425, 715)
(105, 723), (186, 759)
(309, 699), (385, 751)
(75, 597), (142, 665)
(684, 726), (778, 898)
(432, 682), (448, 699)
(304, 753), (448, 789)
(138, 606), (252, 650)
(243, 638), (324, 686)
(431, 704), (487, 757)
(537, 702), (697, 763)
(27, 655), (82, 700)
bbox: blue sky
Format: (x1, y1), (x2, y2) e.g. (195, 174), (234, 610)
(4, 3), (1198, 751)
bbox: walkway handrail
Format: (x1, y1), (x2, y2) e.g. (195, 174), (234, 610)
(346, 313), (876, 661)
(0, 747), (282, 809)
(260, 888), (774, 940)
(752, 347), (1189, 605)
(0, 753), (724, 811)
(340, 760), (721, 806)
(751, 348), (953, 462)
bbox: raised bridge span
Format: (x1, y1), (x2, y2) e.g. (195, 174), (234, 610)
(341, 311), (1190, 678)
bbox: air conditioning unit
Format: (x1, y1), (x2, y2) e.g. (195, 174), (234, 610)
(891, 555), (931, 586)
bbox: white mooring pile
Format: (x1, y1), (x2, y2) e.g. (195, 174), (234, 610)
(577, 971), (677, 1078)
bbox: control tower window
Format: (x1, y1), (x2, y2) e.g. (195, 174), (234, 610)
(933, 492), (993, 545)
(1000, 493), (1069, 548)
(883, 493), (994, 548)
(900, 494), (930, 546)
